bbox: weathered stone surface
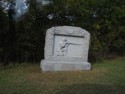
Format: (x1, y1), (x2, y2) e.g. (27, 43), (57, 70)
(40, 26), (91, 71)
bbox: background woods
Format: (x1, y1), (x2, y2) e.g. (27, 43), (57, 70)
(0, 0), (125, 65)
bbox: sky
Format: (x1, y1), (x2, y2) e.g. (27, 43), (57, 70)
(0, 0), (29, 20)
(0, 0), (53, 20)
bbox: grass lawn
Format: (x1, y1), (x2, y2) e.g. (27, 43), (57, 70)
(0, 57), (125, 94)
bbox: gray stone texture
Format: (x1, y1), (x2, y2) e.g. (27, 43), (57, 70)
(40, 26), (91, 71)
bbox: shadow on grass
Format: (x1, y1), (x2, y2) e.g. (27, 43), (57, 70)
(56, 83), (125, 94)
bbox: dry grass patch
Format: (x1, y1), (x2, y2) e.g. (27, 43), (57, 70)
(0, 57), (125, 94)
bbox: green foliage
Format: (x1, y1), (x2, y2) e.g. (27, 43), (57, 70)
(0, 0), (125, 64)
(51, 0), (125, 61)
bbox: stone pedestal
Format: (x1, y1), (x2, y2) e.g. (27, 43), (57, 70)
(40, 26), (91, 71)
(41, 60), (91, 71)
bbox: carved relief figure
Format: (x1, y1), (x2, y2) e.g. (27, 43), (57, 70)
(57, 38), (81, 56)
(57, 39), (69, 56)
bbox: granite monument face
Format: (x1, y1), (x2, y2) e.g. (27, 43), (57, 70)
(40, 26), (91, 71)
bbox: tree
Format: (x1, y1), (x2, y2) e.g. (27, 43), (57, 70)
(43, 0), (125, 61)
(0, 0), (125, 64)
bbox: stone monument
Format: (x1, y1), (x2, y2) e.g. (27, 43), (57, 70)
(40, 26), (91, 71)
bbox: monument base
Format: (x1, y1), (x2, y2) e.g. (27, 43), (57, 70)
(40, 60), (91, 71)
